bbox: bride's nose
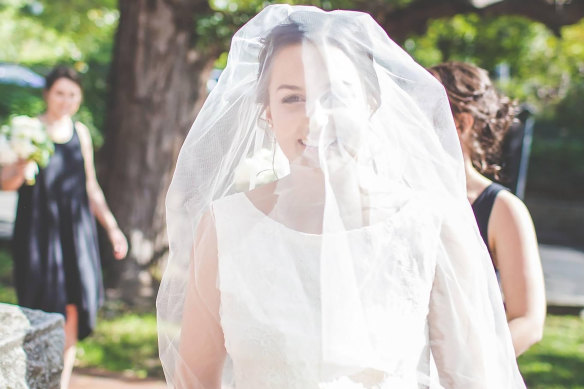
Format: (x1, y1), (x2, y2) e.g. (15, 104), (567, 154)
(306, 100), (330, 142)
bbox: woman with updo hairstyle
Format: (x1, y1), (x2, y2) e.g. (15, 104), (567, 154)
(0, 65), (128, 388)
(429, 61), (546, 356)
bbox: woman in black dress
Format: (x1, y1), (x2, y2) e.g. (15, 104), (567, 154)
(429, 62), (546, 357)
(0, 66), (128, 388)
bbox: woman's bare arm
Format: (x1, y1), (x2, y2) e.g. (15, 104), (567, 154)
(75, 122), (128, 259)
(489, 191), (546, 356)
(0, 160), (27, 190)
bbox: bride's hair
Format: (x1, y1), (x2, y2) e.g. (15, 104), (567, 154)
(429, 62), (517, 180)
(256, 18), (381, 112)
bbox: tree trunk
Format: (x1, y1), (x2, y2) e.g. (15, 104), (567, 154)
(99, 0), (214, 305)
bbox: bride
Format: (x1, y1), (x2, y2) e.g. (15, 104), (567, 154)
(157, 5), (525, 388)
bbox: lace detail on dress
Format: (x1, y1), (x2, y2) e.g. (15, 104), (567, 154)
(213, 192), (441, 388)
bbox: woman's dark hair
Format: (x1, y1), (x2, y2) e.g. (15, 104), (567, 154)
(44, 65), (83, 92)
(257, 17), (380, 112)
(429, 62), (516, 180)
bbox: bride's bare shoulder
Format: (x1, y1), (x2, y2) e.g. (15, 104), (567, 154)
(243, 180), (279, 215)
(195, 208), (218, 246)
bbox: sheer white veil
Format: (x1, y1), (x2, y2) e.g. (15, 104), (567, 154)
(157, 4), (525, 388)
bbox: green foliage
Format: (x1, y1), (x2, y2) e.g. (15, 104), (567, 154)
(527, 68), (584, 200)
(0, 84), (44, 124)
(554, 83), (584, 134)
(528, 124), (584, 200)
(197, 0), (337, 53)
(0, 0), (118, 65)
(405, 14), (584, 199)
(199, 0), (416, 54)
(404, 14), (583, 110)
(0, 1), (116, 146)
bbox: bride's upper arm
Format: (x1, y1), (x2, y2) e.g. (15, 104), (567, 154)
(175, 210), (226, 389)
(428, 207), (522, 388)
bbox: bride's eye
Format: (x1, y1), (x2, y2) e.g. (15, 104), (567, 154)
(282, 94), (305, 104)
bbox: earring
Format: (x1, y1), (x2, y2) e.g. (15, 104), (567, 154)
(257, 117), (272, 130)
(271, 137), (279, 180)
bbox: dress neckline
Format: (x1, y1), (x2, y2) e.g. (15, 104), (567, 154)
(471, 182), (494, 207)
(43, 119), (76, 145)
(238, 191), (396, 238)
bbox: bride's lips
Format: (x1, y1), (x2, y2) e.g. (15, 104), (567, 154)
(299, 139), (318, 148)
(299, 138), (338, 148)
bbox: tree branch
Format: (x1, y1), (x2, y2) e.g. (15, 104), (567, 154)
(373, 0), (584, 43)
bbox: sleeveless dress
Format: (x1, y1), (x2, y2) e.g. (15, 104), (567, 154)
(12, 123), (103, 340)
(471, 182), (509, 258)
(211, 191), (443, 388)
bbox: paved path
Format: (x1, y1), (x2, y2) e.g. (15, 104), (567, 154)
(541, 244), (584, 307)
(70, 369), (165, 388)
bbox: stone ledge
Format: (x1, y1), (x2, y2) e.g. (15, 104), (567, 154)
(0, 303), (65, 389)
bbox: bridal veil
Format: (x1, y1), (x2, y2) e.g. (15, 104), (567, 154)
(157, 5), (525, 388)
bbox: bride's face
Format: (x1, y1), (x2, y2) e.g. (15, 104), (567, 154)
(265, 41), (369, 167)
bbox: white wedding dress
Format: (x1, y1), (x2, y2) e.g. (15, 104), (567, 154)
(212, 191), (440, 389)
(158, 6), (526, 388)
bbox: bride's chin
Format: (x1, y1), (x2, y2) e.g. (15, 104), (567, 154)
(290, 153), (321, 170)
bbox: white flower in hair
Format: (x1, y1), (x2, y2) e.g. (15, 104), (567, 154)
(233, 147), (289, 192)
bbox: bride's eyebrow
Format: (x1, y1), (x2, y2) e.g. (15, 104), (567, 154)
(276, 84), (302, 91)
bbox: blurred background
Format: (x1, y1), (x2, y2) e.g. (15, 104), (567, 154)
(0, 0), (583, 387)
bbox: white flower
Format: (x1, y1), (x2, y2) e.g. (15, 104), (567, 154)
(10, 116), (44, 143)
(233, 147), (289, 191)
(11, 115), (43, 131)
(10, 137), (36, 159)
(0, 115), (53, 183)
(0, 135), (18, 165)
(30, 125), (47, 143)
(23, 161), (39, 185)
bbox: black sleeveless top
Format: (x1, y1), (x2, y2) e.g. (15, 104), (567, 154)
(471, 182), (509, 260)
(12, 123), (103, 340)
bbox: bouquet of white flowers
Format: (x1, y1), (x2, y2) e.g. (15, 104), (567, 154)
(0, 115), (54, 185)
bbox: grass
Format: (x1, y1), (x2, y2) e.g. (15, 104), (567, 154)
(1, 245), (584, 385)
(519, 315), (584, 388)
(76, 311), (162, 378)
(0, 245), (17, 304)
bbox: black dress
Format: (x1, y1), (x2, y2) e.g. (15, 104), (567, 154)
(471, 182), (509, 264)
(12, 123), (103, 340)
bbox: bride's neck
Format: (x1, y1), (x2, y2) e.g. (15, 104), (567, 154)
(285, 164), (325, 202)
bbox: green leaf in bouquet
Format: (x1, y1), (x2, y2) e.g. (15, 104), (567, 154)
(37, 149), (52, 168)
